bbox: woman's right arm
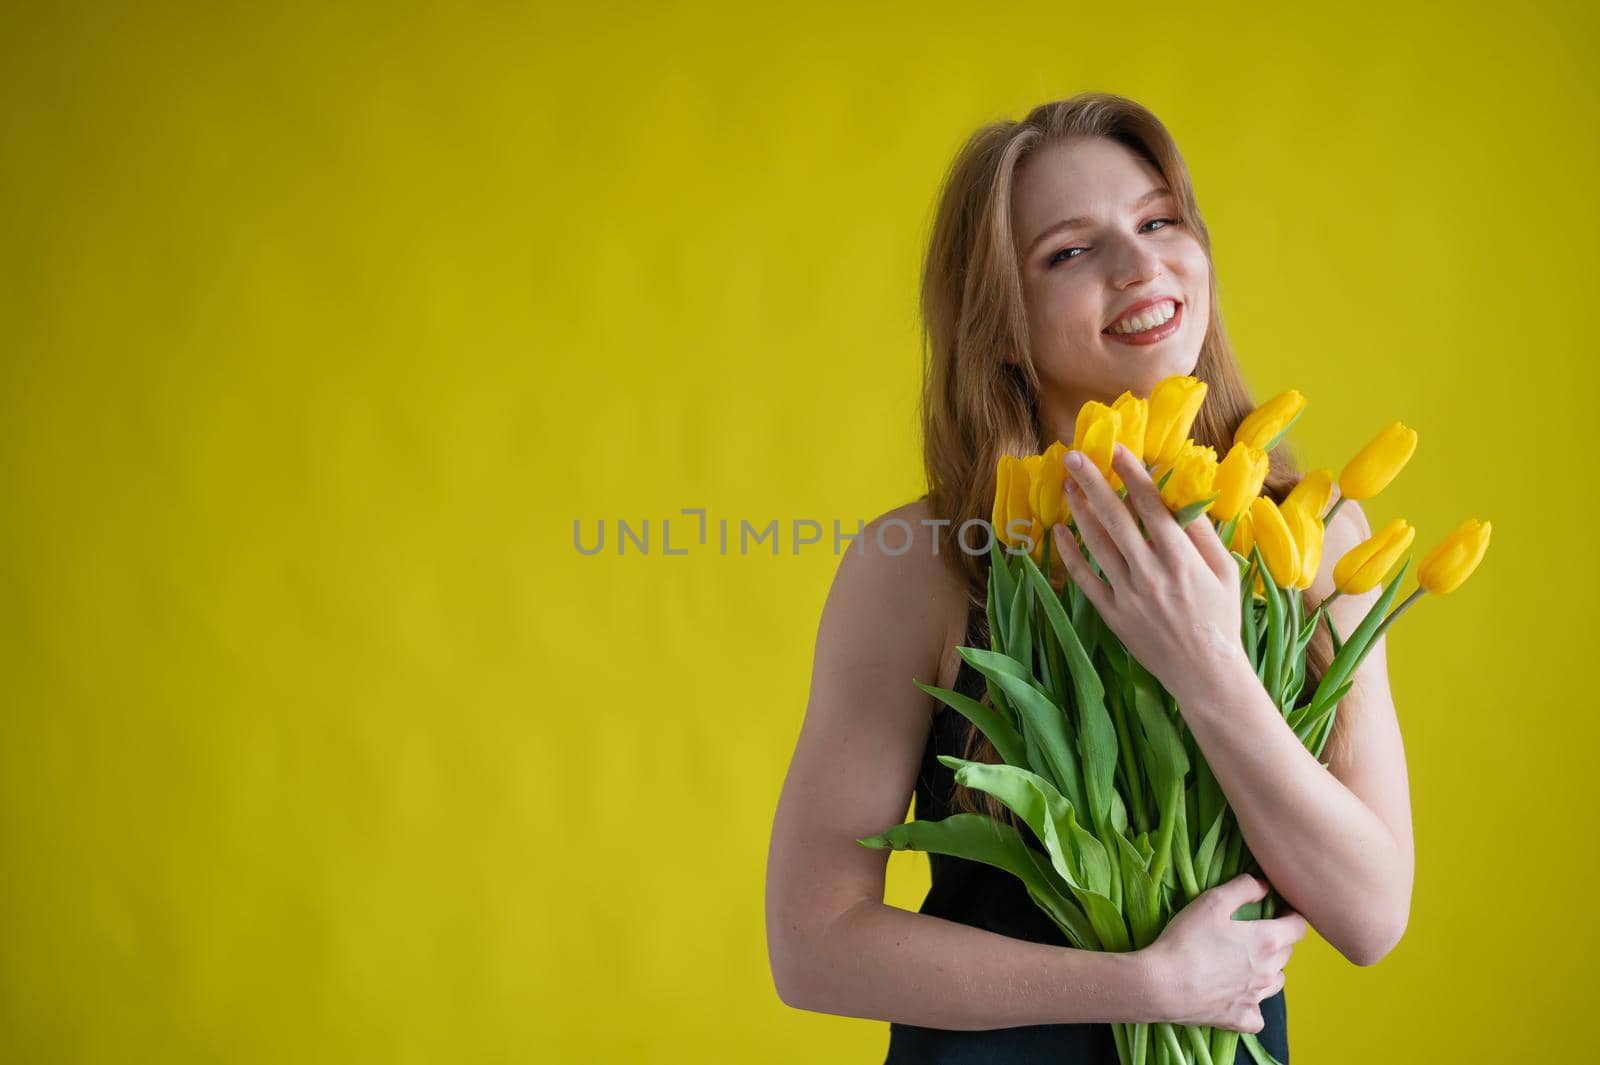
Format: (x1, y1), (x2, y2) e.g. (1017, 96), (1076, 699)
(762, 504), (1157, 1029)
(763, 503), (1305, 1033)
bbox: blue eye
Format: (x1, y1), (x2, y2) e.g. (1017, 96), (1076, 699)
(1047, 217), (1184, 268)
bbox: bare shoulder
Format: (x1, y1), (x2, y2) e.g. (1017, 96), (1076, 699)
(765, 498), (972, 978)
(839, 497), (972, 695)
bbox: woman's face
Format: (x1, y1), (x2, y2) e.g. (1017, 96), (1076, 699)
(1010, 136), (1212, 438)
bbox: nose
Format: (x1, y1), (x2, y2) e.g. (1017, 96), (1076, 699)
(1110, 236), (1164, 289)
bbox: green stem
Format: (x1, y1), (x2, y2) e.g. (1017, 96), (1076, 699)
(1171, 791), (1200, 901)
(1320, 589), (1344, 653)
(1156, 1023), (1187, 1063)
(1323, 495), (1348, 524)
(1211, 1028), (1241, 1065)
(1184, 1023), (1216, 1065)
(1148, 780), (1180, 888)
(1114, 697), (1153, 833)
(1310, 585), (1427, 756)
(1368, 585), (1427, 646)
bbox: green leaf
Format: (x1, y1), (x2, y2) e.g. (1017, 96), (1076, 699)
(858, 813), (1099, 950)
(1257, 545), (1287, 700)
(1169, 786), (1200, 900)
(938, 756), (1111, 897)
(1126, 660), (1189, 887)
(1008, 558), (1034, 675)
(1306, 559), (1413, 723)
(987, 540), (1016, 654)
(1106, 681), (1152, 835)
(1172, 495), (1221, 528)
(1019, 551), (1118, 843)
(1193, 748), (1225, 855)
(1221, 828), (1244, 884)
(1078, 888), (1132, 954)
(1292, 679), (1354, 750)
(1240, 574), (1260, 671)
(1193, 808), (1227, 892)
(963, 649), (1088, 816)
(913, 679), (1028, 768)
(1205, 833), (1228, 889)
(1116, 833), (1162, 949)
(1109, 788), (1129, 837)
(1016, 840), (1103, 950)
(1128, 660), (1189, 791)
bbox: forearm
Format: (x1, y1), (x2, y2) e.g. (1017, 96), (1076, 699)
(776, 898), (1164, 1028)
(1172, 659), (1408, 964)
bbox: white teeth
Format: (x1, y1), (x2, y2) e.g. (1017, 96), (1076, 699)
(1107, 300), (1177, 334)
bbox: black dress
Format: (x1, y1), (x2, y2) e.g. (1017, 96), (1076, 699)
(884, 600), (1290, 1064)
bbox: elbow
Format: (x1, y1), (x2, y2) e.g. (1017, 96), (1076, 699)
(766, 911), (821, 1011)
(767, 896), (870, 1011)
(770, 952), (814, 1011)
(1342, 907), (1410, 967)
(1340, 856), (1413, 967)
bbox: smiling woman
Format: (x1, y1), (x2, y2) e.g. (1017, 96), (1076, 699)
(765, 90), (1412, 1065)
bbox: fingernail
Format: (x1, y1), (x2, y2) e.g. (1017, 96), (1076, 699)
(1065, 451), (1084, 470)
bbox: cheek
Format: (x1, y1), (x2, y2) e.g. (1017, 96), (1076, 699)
(1032, 280), (1100, 334)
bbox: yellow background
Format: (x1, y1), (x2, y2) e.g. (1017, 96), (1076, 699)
(2, 2), (1594, 1061)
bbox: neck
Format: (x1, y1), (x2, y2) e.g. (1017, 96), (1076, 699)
(1037, 389), (1097, 450)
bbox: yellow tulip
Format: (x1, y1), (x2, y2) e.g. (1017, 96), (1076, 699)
(1230, 506), (1253, 557)
(1072, 401), (1121, 485)
(1019, 454), (1047, 562)
(1283, 468), (1334, 522)
(1158, 441), (1219, 512)
(1418, 518), (1492, 595)
(1281, 499), (1325, 590)
(1144, 375), (1208, 469)
(1339, 421), (1418, 501)
(1030, 441), (1072, 530)
(1332, 517), (1415, 595)
(991, 453), (1013, 543)
(1208, 442), (1270, 523)
(1111, 391), (1149, 464)
(1230, 509), (1265, 597)
(1248, 496), (1302, 589)
(1233, 389), (1306, 451)
(993, 454), (1039, 556)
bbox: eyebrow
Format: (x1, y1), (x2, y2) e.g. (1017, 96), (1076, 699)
(1025, 186), (1176, 256)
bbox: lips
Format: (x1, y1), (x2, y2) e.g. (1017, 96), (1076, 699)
(1103, 296), (1182, 333)
(1101, 299), (1184, 346)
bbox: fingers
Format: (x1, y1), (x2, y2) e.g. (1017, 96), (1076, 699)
(1064, 449), (1148, 587)
(1210, 873), (1267, 915)
(1110, 443), (1189, 560)
(1052, 523), (1114, 617)
(1187, 513), (1237, 582)
(1268, 909), (1309, 945)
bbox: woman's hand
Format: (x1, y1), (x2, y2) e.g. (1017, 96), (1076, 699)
(1052, 442), (1247, 702)
(1139, 874), (1307, 1032)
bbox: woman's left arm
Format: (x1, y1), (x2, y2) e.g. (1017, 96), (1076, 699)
(1166, 497), (1415, 967)
(1057, 445), (1414, 967)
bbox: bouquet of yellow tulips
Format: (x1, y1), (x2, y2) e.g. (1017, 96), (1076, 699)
(859, 374), (1490, 1065)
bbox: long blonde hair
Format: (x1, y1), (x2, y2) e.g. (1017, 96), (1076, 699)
(915, 91), (1340, 821)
